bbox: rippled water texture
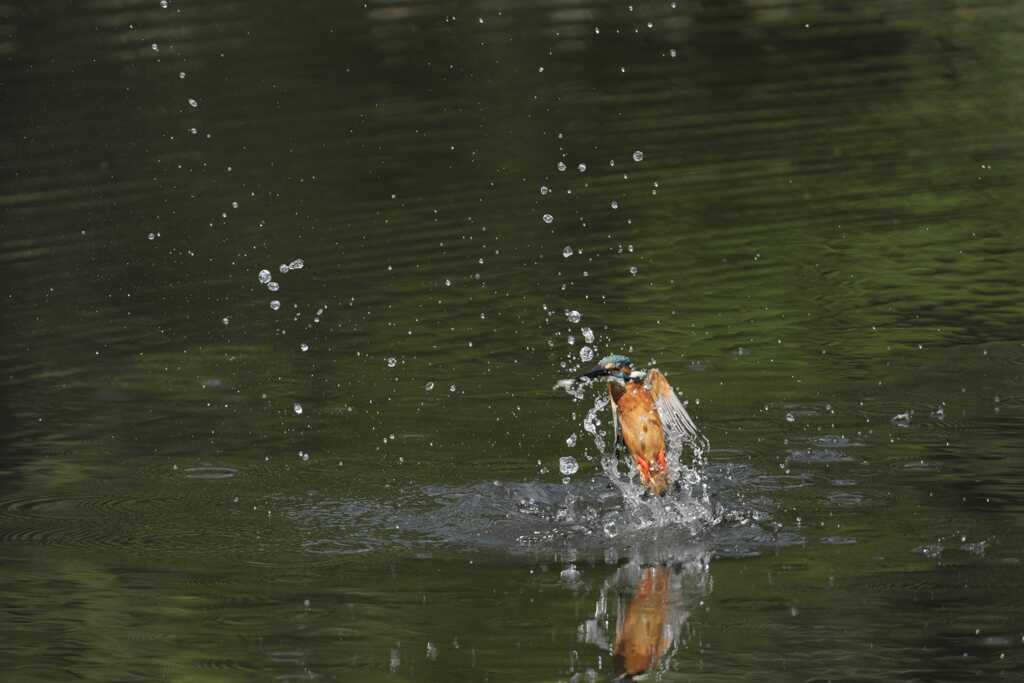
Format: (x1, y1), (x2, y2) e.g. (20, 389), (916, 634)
(4, 0), (1024, 680)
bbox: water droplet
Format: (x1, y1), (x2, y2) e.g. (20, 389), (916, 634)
(288, 258), (304, 270)
(785, 412), (795, 423)
(560, 563), (581, 581)
(566, 310), (582, 323)
(565, 433), (577, 447)
(669, 48), (677, 58)
(270, 300), (281, 310)
(557, 162), (567, 172)
(258, 269), (271, 284)
(581, 327), (595, 343)
(577, 162), (587, 173)
(629, 266), (638, 276)
(293, 402), (303, 415)
(178, 71), (186, 79)
(298, 450), (310, 461)
(610, 200), (619, 209)
(278, 263), (290, 274)
(425, 381), (435, 391)
(579, 346), (594, 362)
(540, 185), (550, 195)
(188, 98), (198, 108)
(221, 317), (230, 325)
(160, 0), (168, 7)
(444, 278), (452, 286)
(603, 520), (618, 538)
(449, 384), (456, 392)
(267, 281), (279, 292)
(542, 213), (554, 224)
(386, 357), (397, 368)
(632, 150), (644, 162)
(147, 232), (156, 240)
(562, 245), (574, 258)
(299, 343), (309, 352)
(231, 201), (239, 209)
(559, 456), (579, 475)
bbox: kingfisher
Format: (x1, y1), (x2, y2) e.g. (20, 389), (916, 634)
(577, 355), (706, 496)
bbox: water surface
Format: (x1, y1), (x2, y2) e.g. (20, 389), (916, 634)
(3, 0), (1024, 680)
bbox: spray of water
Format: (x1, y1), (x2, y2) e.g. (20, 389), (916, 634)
(586, 388), (720, 538)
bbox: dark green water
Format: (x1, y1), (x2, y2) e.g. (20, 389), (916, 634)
(4, 0), (1024, 680)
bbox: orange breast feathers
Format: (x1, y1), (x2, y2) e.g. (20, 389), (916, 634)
(612, 382), (668, 493)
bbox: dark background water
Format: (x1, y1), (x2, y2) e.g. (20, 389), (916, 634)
(4, 0), (1024, 680)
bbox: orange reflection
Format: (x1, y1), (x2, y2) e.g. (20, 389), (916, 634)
(613, 564), (672, 678)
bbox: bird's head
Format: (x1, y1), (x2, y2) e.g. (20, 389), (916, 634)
(578, 354), (636, 382)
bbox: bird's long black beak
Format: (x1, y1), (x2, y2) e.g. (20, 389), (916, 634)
(576, 365), (609, 381)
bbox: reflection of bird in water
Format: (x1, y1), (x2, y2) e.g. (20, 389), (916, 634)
(613, 565), (672, 679)
(577, 355), (706, 496)
(580, 549), (710, 681)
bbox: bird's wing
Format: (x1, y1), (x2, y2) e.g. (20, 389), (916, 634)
(647, 369), (709, 456)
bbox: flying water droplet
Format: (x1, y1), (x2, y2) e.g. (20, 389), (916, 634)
(288, 258), (304, 270)
(299, 343), (309, 352)
(258, 269), (272, 284)
(610, 200), (619, 209)
(559, 456), (579, 475)
(267, 281), (279, 292)
(563, 245), (574, 258)
(577, 162), (587, 173)
(298, 450), (309, 461)
(566, 310), (581, 323)
(629, 266), (638, 276)
(542, 213), (554, 224)
(293, 402), (303, 415)
(785, 412), (795, 423)
(581, 327), (595, 343)
(632, 150), (644, 162)
(540, 185), (550, 195)
(579, 346), (594, 362)
(425, 381), (435, 391)
(566, 433), (577, 447)
(387, 357), (397, 368)
(188, 98), (198, 108)
(557, 162), (567, 172)
(270, 300), (281, 310)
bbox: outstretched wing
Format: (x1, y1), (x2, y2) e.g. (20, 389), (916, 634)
(647, 369), (709, 457)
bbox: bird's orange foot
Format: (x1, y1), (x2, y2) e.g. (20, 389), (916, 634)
(634, 456), (653, 485)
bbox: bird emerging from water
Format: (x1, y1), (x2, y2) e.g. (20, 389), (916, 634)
(576, 354), (706, 496)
